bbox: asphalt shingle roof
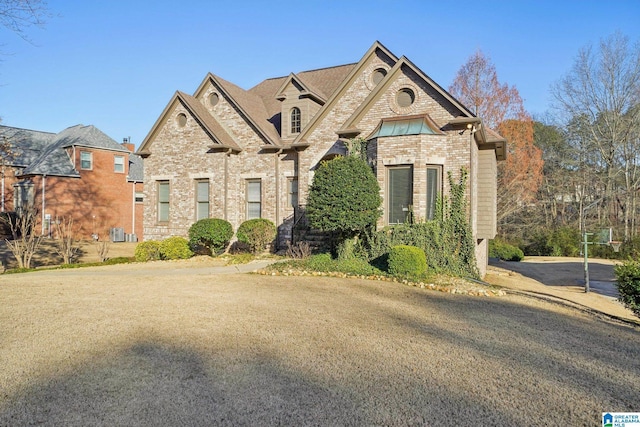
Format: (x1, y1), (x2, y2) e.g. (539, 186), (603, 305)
(0, 125), (56, 167)
(0, 124), (142, 179)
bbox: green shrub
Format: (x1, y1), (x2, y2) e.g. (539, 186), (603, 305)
(489, 239), (524, 261)
(524, 227), (580, 257)
(358, 170), (479, 279)
(306, 155), (381, 239)
(236, 218), (277, 253)
(621, 237), (640, 260)
(614, 260), (640, 317)
(159, 236), (193, 260)
(387, 245), (427, 279)
(134, 240), (161, 262)
(188, 218), (233, 255)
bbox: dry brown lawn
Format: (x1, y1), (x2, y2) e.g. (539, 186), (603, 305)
(1, 260), (638, 426)
(0, 240), (138, 269)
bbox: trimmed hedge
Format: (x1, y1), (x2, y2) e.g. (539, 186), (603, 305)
(159, 236), (193, 260)
(236, 218), (276, 253)
(134, 240), (161, 262)
(388, 245), (427, 279)
(489, 239), (524, 261)
(188, 218), (233, 255)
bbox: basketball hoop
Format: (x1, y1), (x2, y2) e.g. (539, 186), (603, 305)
(609, 241), (622, 253)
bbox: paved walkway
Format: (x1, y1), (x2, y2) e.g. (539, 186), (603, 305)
(485, 257), (638, 325)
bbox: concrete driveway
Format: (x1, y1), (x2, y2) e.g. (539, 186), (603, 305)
(489, 256), (619, 298)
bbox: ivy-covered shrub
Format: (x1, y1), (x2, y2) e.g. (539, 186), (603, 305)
(134, 240), (161, 262)
(614, 260), (640, 317)
(236, 218), (277, 253)
(159, 236), (193, 260)
(489, 238), (524, 261)
(358, 169), (479, 279)
(188, 218), (233, 255)
(387, 245), (427, 279)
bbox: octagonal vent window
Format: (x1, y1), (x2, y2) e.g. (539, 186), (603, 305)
(396, 88), (415, 108)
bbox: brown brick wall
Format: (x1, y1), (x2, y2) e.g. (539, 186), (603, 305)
(142, 46), (499, 275)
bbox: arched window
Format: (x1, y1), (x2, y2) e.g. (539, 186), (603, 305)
(290, 107), (301, 134)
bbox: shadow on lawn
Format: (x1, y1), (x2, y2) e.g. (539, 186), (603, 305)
(1, 277), (639, 426)
(0, 340), (368, 426)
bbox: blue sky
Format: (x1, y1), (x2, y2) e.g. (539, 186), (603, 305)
(0, 0), (639, 148)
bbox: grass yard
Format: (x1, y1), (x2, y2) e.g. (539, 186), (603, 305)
(0, 262), (638, 426)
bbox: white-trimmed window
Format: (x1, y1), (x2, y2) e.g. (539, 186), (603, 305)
(287, 177), (298, 208)
(80, 151), (92, 170)
(246, 179), (261, 219)
(196, 179), (210, 220)
(426, 165), (442, 220)
(158, 181), (170, 223)
(114, 155), (125, 173)
(290, 107), (301, 134)
(388, 166), (413, 225)
(135, 191), (144, 203)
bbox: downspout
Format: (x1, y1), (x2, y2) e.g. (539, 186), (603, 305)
(131, 181), (136, 238)
(41, 174), (46, 236)
(275, 149), (283, 227)
(468, 125), (479, 237)
(275, 149), (283, 250)
(224, 149), (231, 221)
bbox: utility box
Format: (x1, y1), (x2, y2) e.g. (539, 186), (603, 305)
(109, 227), (125, 242)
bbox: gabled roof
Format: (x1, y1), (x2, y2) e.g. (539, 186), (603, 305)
(248, 63), (356, 136)
(177, 91), (242, 152)
(197, 73), (280, 146)
(339, 56), (475, 135)
(275, 73), (327, 104)
(292, 41), (399, 144)
(138, 91), (242, 156)
(139, 40), (504, 159)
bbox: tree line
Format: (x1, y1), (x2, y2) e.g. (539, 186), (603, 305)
(450, 32), (640, 248)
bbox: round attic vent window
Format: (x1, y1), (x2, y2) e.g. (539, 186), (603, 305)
(209, 92), (219, 106)
(372, 68), (387, 85)
(396, 88), (415, 108)
(177, 113), (187, 127)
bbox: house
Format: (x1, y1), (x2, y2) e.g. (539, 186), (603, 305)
(0, 124), (144, 240)
(138, 41), (506, 276)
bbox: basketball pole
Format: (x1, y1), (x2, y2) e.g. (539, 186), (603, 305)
(583, 231), (591, 293)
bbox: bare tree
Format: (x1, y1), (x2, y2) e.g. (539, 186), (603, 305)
(3, 206), (41, 268)
(93, 230), (110, 262)
(53, 217), (81, 264)
(0, 0), (48, 41)
(552, 32), (640, 238)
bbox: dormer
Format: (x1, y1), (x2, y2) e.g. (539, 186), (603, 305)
(276, 73), (326, 140)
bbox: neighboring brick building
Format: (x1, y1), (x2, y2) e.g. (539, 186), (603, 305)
(0, 124), (144, 240)
(138, 41), (505, 276)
